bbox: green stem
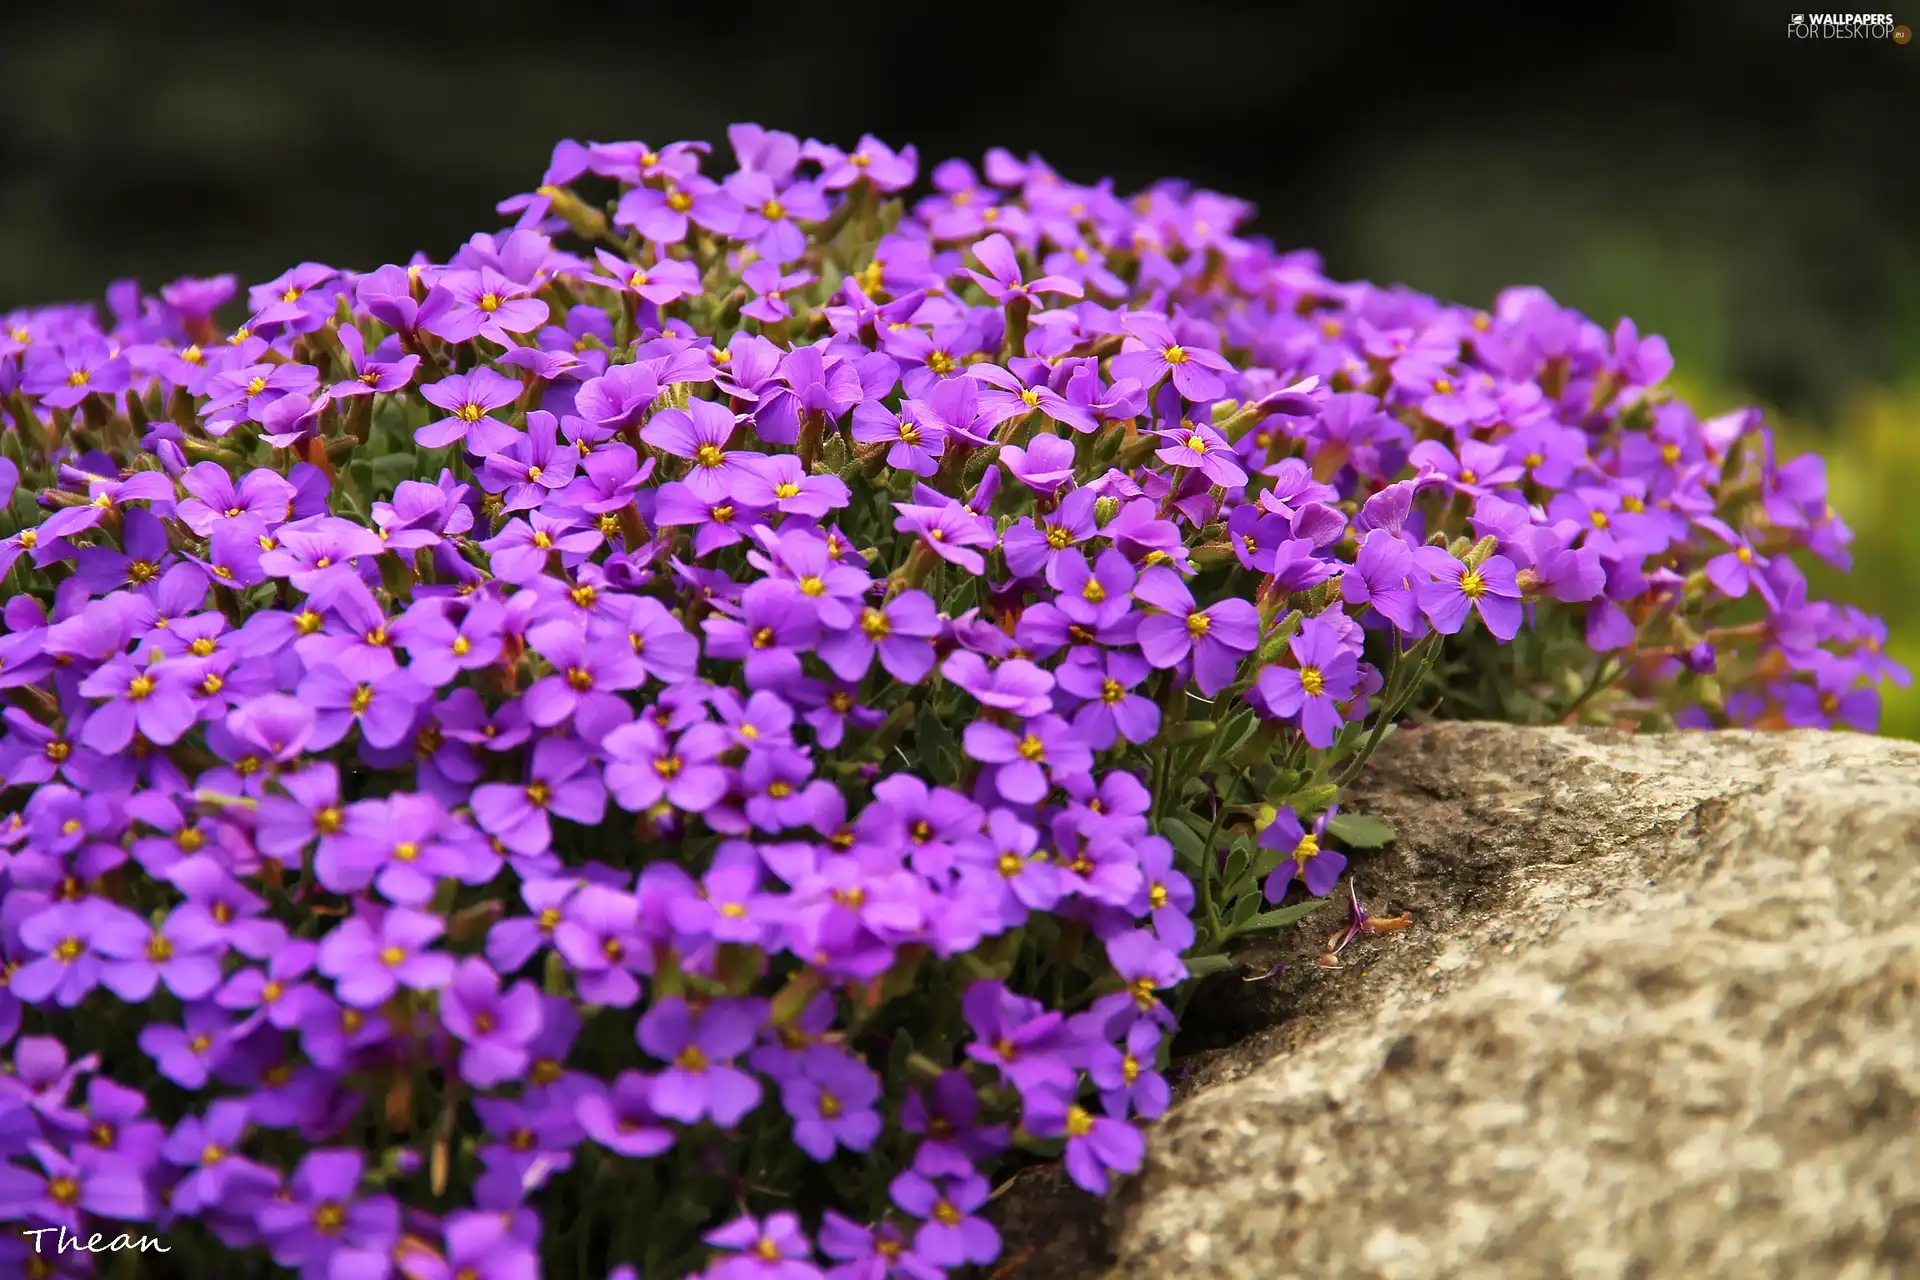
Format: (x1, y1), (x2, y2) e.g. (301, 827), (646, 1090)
(1556, 654), (1624, 723)
(1334, 634), (1439, 787)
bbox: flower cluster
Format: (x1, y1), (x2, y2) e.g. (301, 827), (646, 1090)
(0, 124), (1900, 1279)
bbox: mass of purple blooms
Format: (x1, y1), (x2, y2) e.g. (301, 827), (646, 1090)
(0, 123), (1903, 1279)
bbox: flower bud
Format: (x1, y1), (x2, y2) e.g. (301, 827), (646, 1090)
(818, 432), (850, 473)
(1165, 720), (1218, 744)
(1255, 610), (1303, 664)
(1463, 534), (1499, 568)
(1093, 495), (1119, 526)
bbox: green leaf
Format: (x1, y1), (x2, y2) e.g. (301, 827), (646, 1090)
(1160, 817), (1207, 871)
(1278, 783), (1339, 816)
(1204, 708), (1260, 766)
(886, 1028), (916, 1084)
(1228, 890), (1260, 930)
(1238, 897), (1334, 933)
(1221, 844), (1250, 898)
(1327, 813), (1397, 849)
(1184, 953), (1236, 979)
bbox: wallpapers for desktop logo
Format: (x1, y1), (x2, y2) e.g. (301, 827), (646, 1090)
(1786, 11), (1905, 37)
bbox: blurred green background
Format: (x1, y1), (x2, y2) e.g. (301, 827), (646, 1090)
(0, 0), (1913, 734)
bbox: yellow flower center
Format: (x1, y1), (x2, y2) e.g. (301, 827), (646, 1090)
(1300, 665), (1325, 697)
(1459, 570), (1487, 600)
(694, 443), (726, 468)
(761, 199), (786, 221)
(380, 946), (407, 967)
(54, 938), (83, 963)
(566, 667), (594, 691)
(1185, 612), (1211, 638)
(349, 686), (375, 714)
(1162, 345), (1189, 365)
(1018, 734), (1047, 762)
(478, 293), (503, 313)
(1065, 1105), (1096, 1137)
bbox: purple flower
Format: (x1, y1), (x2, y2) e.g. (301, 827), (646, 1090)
(852, 400), (948, 476)
(817, 589), (940, 683)
(1155, 422), (1247, 487)
(961, 981), (1078, 1098)
(893, 498), (994, 575)
(315, 907), (455, 1008)
(703, 579), (820, 689)
(1260, 805), (1347, 899)
(0, 1139), (150, 1232)
(741, 261), (816, 323)
(1133, 565), (1259, 695)
(94, 905), (224, 1003)
(704, 1211), (821, 1280)
(1341, 529), (1424, 631)
(1055, 649), (1160, 749)
(941, 651), (1056, 717)
(642, 398), (761, 502)
(1027, 1095), (1145, 1195)
(522, 617), (649, 727)
(399, 1211), (542, 1280)
(637, 997), (766, 1126)
(76, 656), (198, 752)
(1255, 614), (1362, 748)
(963, 233), (1083, 303)
(593, 249), (705, 307)
(1415, 547), (1524, 641)
(162, 1100), (278, 1217)
(902, 1069), (1011, 1177)
(256, 1149), (400, 1274)
(418, 367), (524, 454)
(471, 737), (607, 855)
(442, 958), (544, 1088)
(888, 1172), (1000, 1269)
(604, 718), (732, 813)
(12, 899), (116, 1007)
(963, 714), (1093, 805)
(782, 1051), (884, 1162)
(1110, 313), (1234, 401)
(421, 268), (549, 345)
(575, 1071), (675, 1158)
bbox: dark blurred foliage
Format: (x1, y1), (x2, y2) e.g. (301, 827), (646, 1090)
(1, 0), (1916, 416)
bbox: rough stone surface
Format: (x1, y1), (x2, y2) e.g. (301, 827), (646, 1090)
(998, 723), (1920, 1280)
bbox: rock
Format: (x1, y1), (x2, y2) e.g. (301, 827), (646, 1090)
(1004, 723), (1920, 1280)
